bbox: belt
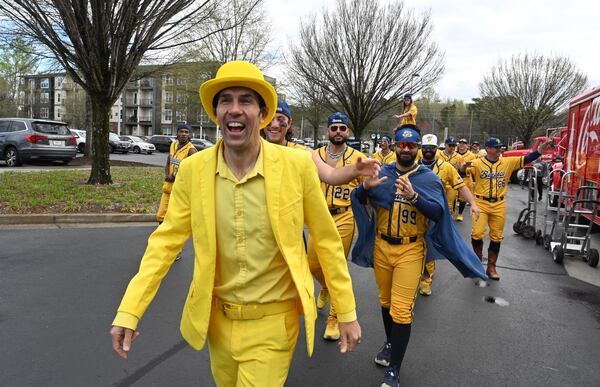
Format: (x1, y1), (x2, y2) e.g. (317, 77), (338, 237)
(329, 206), (350, 215)
(475, 195), (504, 203)
(380, 234), (420, 245)
(216, 298), (296, 320)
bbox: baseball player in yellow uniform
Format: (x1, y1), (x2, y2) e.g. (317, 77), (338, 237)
(264, 100), (380, 184)
(307, 112), (366, 341)
(436, 137), (464, 217)
(455, 138), (478, 222)
(156, 124), (197, 223)
(465, 137), (551, 280)
(373, 135), (397, 164)
(418, 134), (479, 296)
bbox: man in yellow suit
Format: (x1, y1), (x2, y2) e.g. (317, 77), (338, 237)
(110, 61), (362, 387)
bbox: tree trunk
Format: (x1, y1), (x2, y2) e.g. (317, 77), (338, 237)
(87, 99), (112, 184)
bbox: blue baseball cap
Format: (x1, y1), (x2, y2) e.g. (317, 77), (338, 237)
(381, 135), (392, 143)
(485, 137), (502, 147)
(394, 127), (420, 143)
(445, 136), (457, 145)
(276, 100), (291, 119)
(404, 93), (412, 100)
(177, 123), (191, 132)
(327, 112), (350, 127)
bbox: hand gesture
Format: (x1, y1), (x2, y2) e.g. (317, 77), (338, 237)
(356, 157), (381, 179)
(538, 139), (554, 154)
(396, 175), (415, 199)
(392, 114), (401, 119)
(364, 175), (388, 190)
(338, 320), (362, 353)
(110, 326), (140, 359)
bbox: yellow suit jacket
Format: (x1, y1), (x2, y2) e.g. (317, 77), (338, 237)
(113, 138), (357, 356)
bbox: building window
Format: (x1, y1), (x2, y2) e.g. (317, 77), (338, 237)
(164, 75), (174, 85)
(40, 78), (49, 88)
(57, 108), (61, 119)
(163, 109), (172, 121)
(176, 93), (187, 104)
(40, 107), (49, 118)
(40, 92), (50, 104)
(165, 91), (172, 103)
(176, 77), (185, 85)
(176, 110), (186, 122)
(56, 93), (61, 103)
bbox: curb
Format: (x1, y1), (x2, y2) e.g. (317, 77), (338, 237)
(0, 213), (156, 225)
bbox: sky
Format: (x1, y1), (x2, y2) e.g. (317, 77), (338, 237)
(263, 0), (600, 102)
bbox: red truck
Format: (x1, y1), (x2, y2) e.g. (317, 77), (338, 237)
(503, 129), (563, 182)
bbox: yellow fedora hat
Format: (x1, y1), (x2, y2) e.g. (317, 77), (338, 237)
(199, 61), (277, 129)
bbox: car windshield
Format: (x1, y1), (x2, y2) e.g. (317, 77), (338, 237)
(32, 122), (70, 135)
(129, 136), (143, 142)
(109, 133), (120, 141)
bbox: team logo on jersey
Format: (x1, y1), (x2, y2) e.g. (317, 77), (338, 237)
(480, 170), (505, 179)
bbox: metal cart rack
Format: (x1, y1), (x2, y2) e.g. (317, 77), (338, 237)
(513, 165), (539, 239)
(542, 171), (582, 249)
(551, 186), (600, 267)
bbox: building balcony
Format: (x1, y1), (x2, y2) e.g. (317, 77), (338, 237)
(139, 116), (153, 124)
(139, 99), (153, 107)
(140, 80), (154, 89)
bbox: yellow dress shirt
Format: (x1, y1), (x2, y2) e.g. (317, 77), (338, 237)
(213, 144), (297, 304)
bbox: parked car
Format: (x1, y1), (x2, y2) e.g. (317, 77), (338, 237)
(70, 129), (86, 153)
(0, 118), (77, 166)
(190, 138), (214, 151)
(149, 135), (175, 152)
(119, 135), (155, 154)
(109, 132), (130, 154)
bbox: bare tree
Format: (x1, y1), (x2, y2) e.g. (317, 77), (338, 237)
(0, 35), (38, 116)
(183, 0), (274, 69)
(287, 0), (444, 139)
(479, 53), (587, 145)
(0, 0), (230, 184)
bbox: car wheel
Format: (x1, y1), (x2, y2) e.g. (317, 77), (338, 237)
(78, 143), (85, 153)
(133, 146), (140, 154)
(147, 151), (153, 155)
(110, 146), (115, 153)
(5, 146), (22, 167)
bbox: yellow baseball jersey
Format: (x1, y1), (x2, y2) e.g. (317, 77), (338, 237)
(373, 150), (396, 164)
(420, 158), (465, 192)
(458, 150), (478, 181)
(376, 164), (428, 237)
(168, 140), (195, 176)
(437, 150), (464, 170)
(469, 156), (524, 199)
(400, 104), (418, 126)
(317, 146), (365, 208)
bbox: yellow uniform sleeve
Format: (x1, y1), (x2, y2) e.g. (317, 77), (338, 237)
(447, 164), (466, 189)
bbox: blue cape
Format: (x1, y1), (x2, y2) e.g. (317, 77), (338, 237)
(351, 163), (488, 280)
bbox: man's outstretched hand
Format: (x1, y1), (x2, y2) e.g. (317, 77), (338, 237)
(110, 326), (140, 359)
(338, 320), (362, 353)
(355, 157), (381, 179)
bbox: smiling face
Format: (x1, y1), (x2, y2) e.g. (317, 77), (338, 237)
(264, 112), (292, 145)
(458, 141), (469, 153)
(215, 87), (267, 152)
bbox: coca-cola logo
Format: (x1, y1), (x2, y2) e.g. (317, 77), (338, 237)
(575, 97), (600, 170)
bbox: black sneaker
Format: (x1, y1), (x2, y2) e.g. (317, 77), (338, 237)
(374, 342), (392, 367)
(381, 364), (400, 387)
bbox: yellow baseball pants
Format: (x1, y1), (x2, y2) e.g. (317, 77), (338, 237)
(471, 199), (506, 242)
(207, 300), (300, 387)
(373, 235), (426, 324)
(446, 188), (457, 214)
(156, 181), (173, 222)
(307, 210), (355, 290)
(421, 261), (435, 286)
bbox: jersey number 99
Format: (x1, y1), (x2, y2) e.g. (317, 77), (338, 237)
(401, 209), (417, 225)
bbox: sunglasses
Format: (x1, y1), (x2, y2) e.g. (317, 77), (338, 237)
(396, 142), (418, 150)
(422, 145), (437, 150)
(329, 125), (348, 132)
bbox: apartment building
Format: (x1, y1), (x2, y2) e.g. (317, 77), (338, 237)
(18, 63), (278, 142)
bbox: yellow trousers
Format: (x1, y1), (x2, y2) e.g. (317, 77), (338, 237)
(207, 300), (300, 387)
(446, 188), (457, 215)
(421, 261), (435, 286)
(307, 210), (355, 290)
(156, 181), (173, 222)
(471, 199), (506, 242)
(373, 235), (426, 324)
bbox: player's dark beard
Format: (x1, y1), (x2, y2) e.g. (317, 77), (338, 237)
(396, 150), (416, 167)
(329, 135), (346, 146)
(422, 149), (436, 161)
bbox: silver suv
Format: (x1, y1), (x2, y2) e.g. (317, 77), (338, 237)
(0, 118), (77, 167)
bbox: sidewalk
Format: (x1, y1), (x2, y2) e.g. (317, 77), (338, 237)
(0, 213), (155, 226)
